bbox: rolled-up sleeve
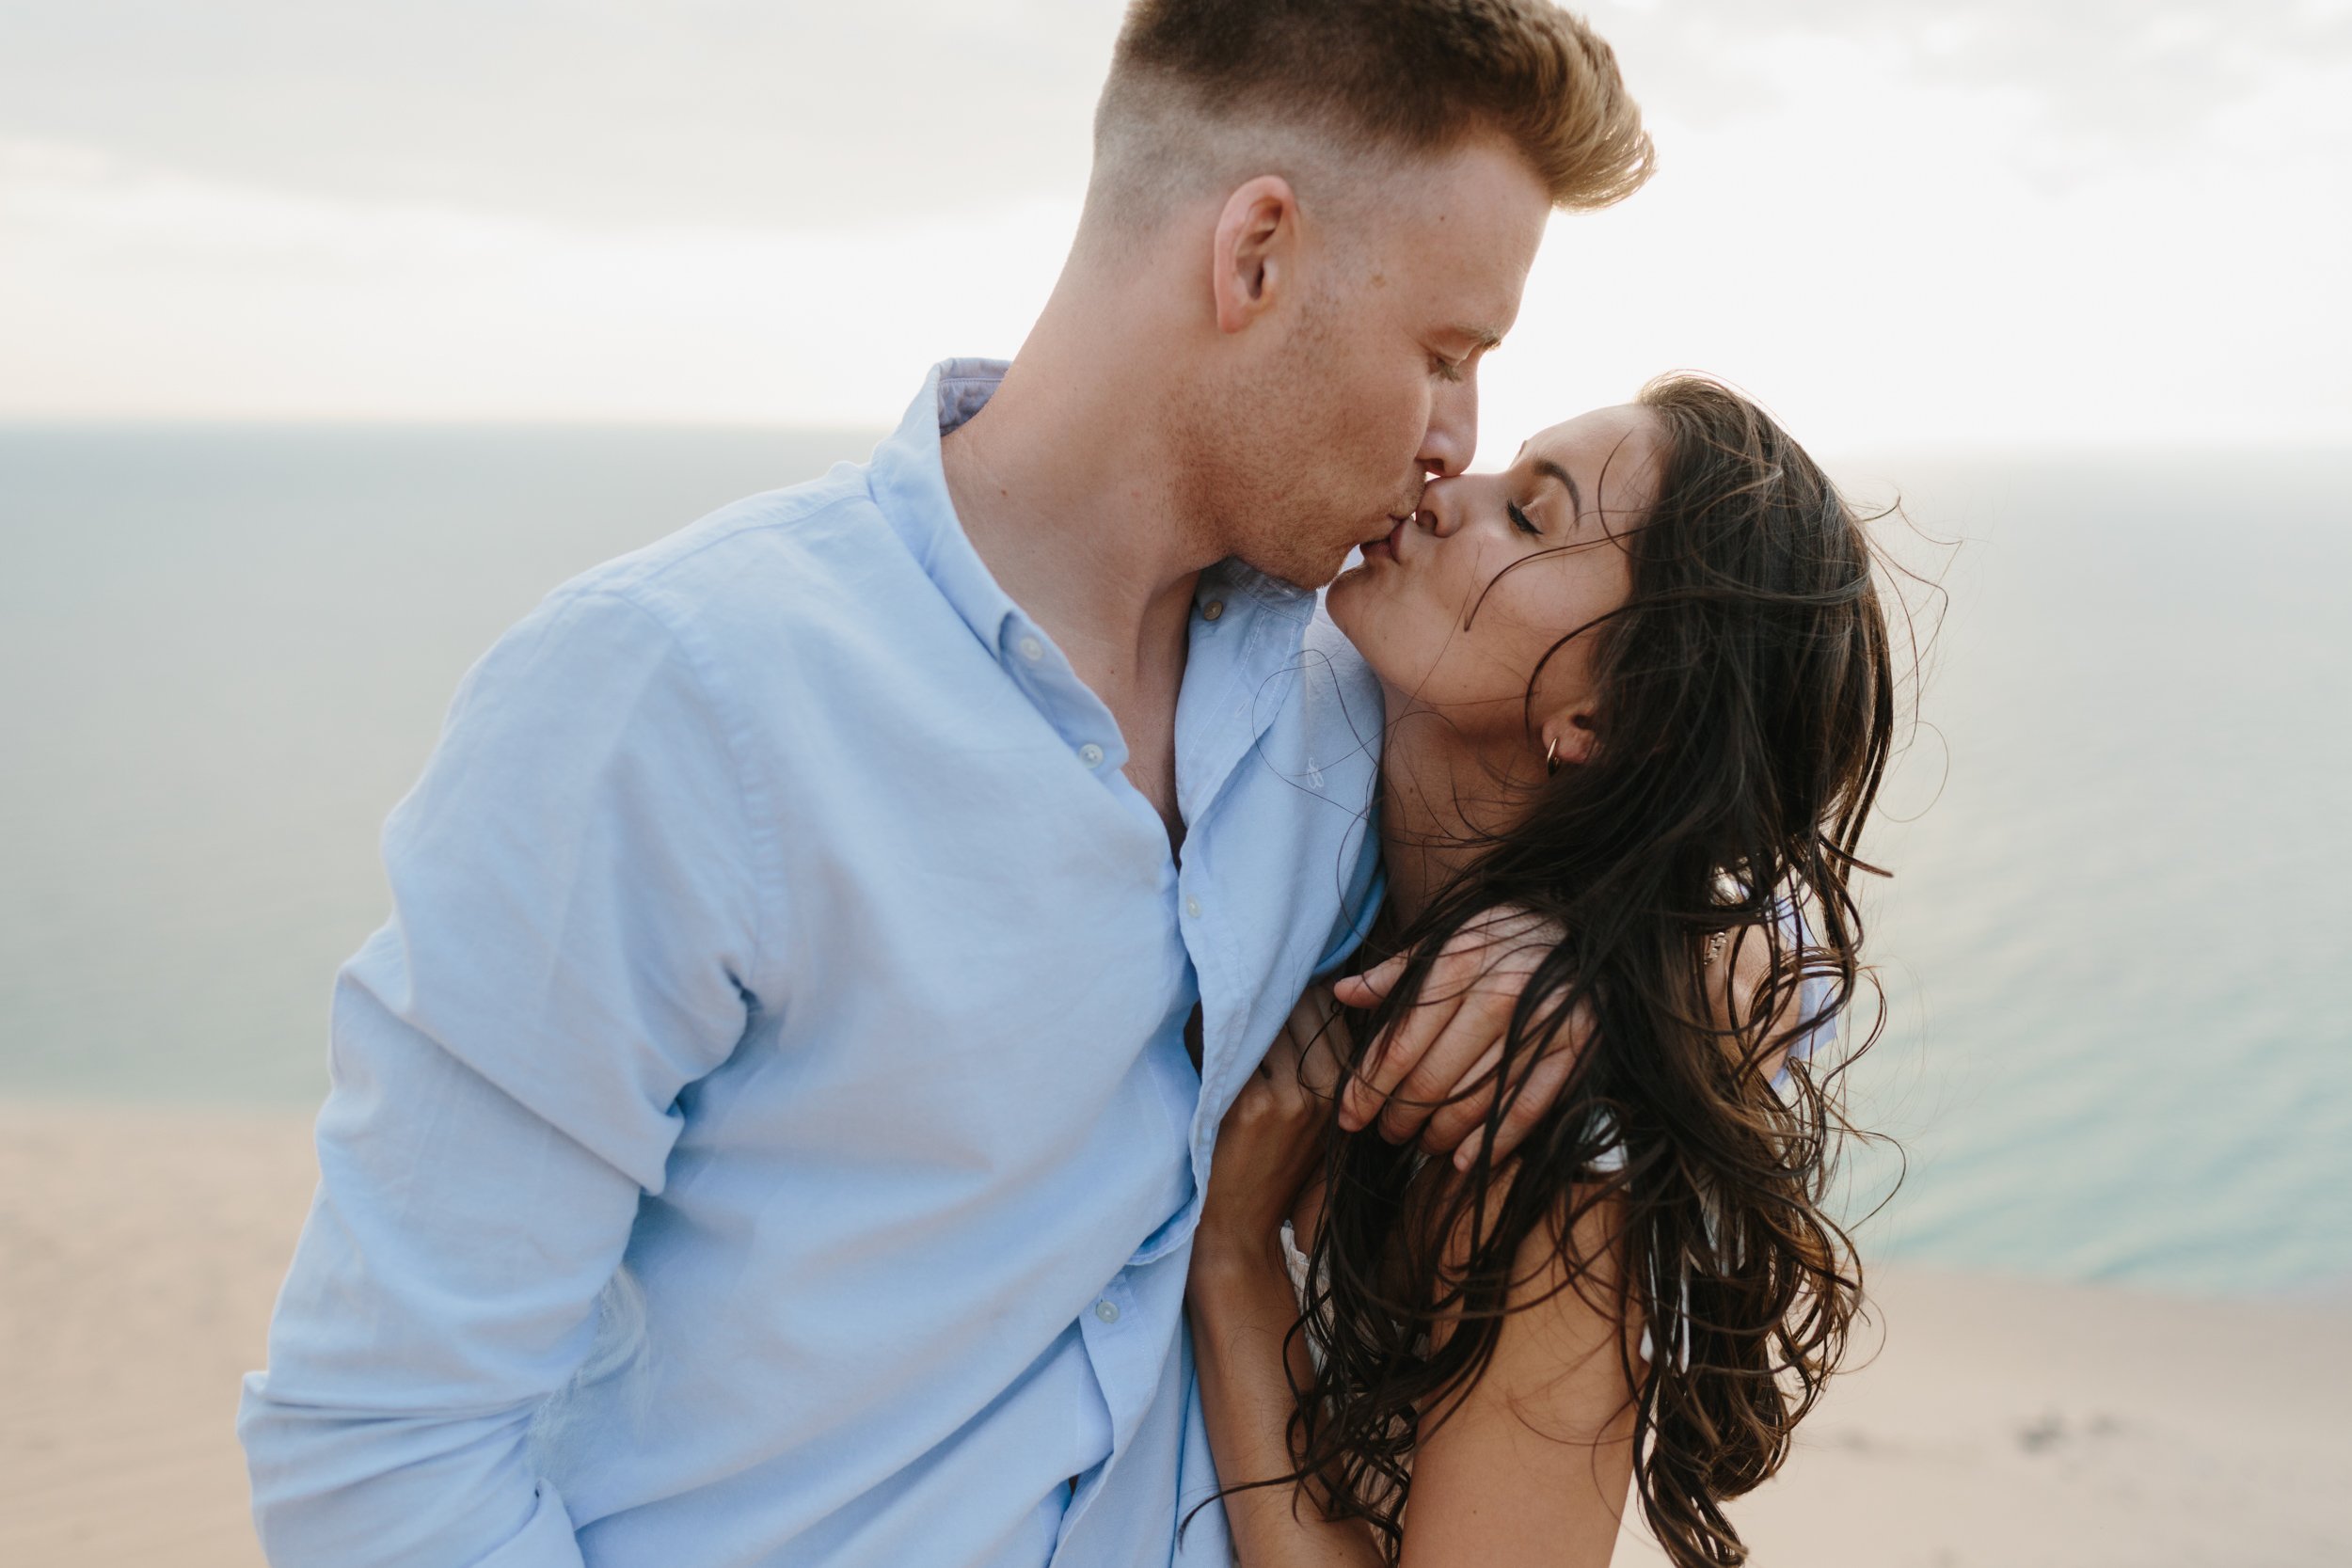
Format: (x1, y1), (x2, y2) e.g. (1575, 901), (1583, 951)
(238, 587), (775, 1567)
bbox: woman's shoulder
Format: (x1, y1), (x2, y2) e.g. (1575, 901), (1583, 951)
(1400, 1160), (1643, 1558)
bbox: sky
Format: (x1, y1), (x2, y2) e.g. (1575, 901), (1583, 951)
(2, 0), (2347, 454)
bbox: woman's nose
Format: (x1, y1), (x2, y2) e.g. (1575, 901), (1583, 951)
(1419, 478), (1465, 537)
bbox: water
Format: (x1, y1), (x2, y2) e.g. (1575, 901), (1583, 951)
(0, 425), (871, 1102)
(1831, 450), (2352, 1300)
(2, 429), (2346, 1300)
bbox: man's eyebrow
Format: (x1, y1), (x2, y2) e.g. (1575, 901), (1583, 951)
(1532, 457), (1582, 522)
(1451, 324), (1504, 352)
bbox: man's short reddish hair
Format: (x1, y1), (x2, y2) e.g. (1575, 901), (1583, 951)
(1099, 0), (1653, 213)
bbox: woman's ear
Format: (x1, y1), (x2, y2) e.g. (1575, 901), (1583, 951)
(1542, 709), (1599, 770)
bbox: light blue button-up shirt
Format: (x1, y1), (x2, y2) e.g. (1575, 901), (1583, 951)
(239, 360), (1386, 1568)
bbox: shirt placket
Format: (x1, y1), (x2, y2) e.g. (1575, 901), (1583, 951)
(1177, 583), (1305, 1133)
(998, 612), (1161, 832)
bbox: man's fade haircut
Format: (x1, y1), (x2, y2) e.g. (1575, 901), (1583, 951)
(1089, 0), (1654, 235)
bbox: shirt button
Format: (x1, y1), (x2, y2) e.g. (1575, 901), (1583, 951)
(1078, 742), (1105, 768)
(1200, 599), (1225, 622)
(1094, 1300), (1120, 1324)
(1184, 896), (1202, 919)
(1017, 636), (1044, 662)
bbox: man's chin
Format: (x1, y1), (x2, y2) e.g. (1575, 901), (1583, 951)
(1232, 546), (1353, 594)
(1232, 535), (1374, 592)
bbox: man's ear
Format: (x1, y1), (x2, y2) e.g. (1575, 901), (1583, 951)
(1210, 175), (1299, 335)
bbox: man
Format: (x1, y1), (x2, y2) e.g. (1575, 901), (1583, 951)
(238, 3), (1653, 1564)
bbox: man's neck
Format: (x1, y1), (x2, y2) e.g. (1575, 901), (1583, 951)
(939, 289), (1224, 845)
(939, 338), (1215, 708)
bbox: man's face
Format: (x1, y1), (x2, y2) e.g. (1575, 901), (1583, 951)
(1212, 137), (1552, 589)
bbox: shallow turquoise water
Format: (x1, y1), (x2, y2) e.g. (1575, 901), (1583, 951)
(2, 429), (2345, 1299)
(1828, 450), (2352, 1299)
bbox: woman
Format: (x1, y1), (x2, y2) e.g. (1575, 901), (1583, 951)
(1189, 374), (1894, 1566)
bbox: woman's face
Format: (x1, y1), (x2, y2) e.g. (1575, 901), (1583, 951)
(1327, 404), (1664, 758)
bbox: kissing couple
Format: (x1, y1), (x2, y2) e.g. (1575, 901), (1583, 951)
(241, 3), (1896, 1565)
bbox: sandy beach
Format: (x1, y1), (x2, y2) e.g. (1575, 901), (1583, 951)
(3, 1098), (2344, 1567)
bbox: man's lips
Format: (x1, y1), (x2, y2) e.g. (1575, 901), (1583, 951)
(1360, 515), (1410, 562)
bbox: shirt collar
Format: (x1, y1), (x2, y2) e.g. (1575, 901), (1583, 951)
(866, 357), (1026, 657)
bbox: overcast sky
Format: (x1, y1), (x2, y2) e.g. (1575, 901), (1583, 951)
(3, 0), (2347, 452)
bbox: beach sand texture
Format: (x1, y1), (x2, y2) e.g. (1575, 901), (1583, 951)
(0, 1103), (316, 1567)
(3, 1100), (2344, 1567)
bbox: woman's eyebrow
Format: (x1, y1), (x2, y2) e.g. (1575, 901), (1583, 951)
(1531, 457), (1582, 523)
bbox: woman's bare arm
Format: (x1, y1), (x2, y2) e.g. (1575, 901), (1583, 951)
(1187, 1237), (1388, 1568)
(1189, 983), (1388, 1568)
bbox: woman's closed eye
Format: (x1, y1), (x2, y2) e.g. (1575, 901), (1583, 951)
(1507, 499), (1540, 536)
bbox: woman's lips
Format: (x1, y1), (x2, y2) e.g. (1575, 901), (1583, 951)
(1361, 516), (1409, 561)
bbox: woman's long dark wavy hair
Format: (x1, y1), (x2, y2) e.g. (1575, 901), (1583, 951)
(1268, 375), (1899, 1564)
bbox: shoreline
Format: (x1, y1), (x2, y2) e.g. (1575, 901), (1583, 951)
(4, 1099), (2344, 1565)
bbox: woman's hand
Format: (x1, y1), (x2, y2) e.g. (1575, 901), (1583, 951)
(1197, 985), (1350, 1275)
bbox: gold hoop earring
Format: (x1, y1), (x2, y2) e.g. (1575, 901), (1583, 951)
(1545, 736), (1561, 775)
